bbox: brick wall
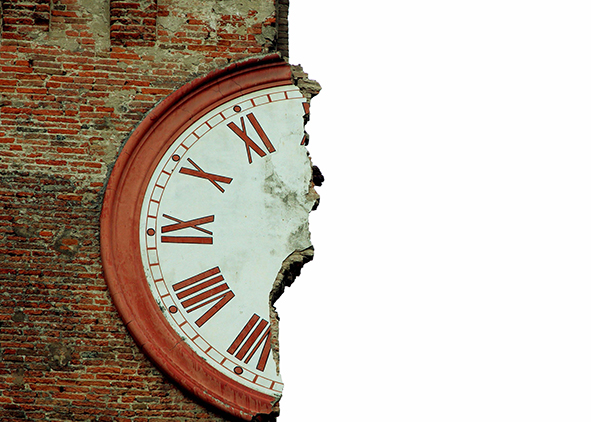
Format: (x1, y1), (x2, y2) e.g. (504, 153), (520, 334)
(0, 1), (285, 420)
(275, 0), (288, 59)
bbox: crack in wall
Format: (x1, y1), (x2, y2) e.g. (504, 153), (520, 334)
(264, 64), (322, 418)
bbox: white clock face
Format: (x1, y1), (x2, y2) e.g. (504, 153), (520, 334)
(138, 85), (315, 397)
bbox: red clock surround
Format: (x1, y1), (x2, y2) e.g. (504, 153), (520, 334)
(100, 54), (293, 420)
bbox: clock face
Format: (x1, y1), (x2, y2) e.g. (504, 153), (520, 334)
(138, 85), (314, 397)
(100, 55), (317, 419)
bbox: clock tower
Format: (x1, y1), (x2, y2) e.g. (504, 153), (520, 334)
(0, 1), (320, 421)
(101, 55), (321, 420)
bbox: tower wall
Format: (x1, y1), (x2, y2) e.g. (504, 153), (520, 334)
(0, 1), (289, 420)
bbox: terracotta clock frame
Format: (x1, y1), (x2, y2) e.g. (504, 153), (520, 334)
(100, 54), (297, 420)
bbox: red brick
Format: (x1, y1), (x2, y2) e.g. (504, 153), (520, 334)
(0, 1), (282, 421)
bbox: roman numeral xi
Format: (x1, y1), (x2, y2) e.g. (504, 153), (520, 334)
(172, 267), (235, 327)
(227, 113), (275, 164)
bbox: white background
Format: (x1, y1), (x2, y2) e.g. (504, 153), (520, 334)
(276, 2), (591, 421)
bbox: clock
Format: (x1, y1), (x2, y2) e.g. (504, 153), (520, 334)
(100, 55), (318, 420)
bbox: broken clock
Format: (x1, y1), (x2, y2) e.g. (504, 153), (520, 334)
(100, 55), (318, 420)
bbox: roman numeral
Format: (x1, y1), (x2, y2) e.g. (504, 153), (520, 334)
(227, 113), (275, 164)
(172, 267), (235, 327)
(179, 158), (233, 193)
(160, 214), (214, 244)
(227, 314), (272, 372)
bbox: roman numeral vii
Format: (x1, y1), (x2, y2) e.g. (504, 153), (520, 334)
(227, 113), (275, 164)
(227, 313), (272, 372)
(172, 267), (235, 327)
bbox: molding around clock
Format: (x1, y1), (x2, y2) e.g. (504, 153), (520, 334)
(100, 54), (292, 421)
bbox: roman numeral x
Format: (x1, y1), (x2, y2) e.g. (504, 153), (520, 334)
(179, 158), (233, 193)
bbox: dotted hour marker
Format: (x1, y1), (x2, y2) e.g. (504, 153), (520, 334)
(233, 105), (241, 112)
(169, 306), (178, 314)
(172, 154), (180, 161)
(147, 228), (155, 236)
(234, 366), (243, 375)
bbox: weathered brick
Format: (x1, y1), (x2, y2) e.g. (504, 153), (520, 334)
(0, 0), (285, 421)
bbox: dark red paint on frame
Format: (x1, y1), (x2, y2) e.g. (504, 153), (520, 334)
(100, 55), (291, 421)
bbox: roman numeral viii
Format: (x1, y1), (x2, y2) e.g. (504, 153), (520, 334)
(161, 214), (214, 244)
(227, 113), (275, 164)
(227, 313), (272, 372)
(172, 267), (235, 327)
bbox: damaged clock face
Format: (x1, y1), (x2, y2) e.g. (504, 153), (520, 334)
(138, 85), (317, 398)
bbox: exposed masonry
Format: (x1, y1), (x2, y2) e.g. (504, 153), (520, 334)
(0, 0), (287, 54)
(0, 1), (301, 421)
(267, 66), (322, 417)
(1, 0), (51, 36)
(275, 0), (288, 59)
(110, 0), (158, 47)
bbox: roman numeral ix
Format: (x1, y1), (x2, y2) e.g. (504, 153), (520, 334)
(227, 113), (275, 164)
(161, 214), (214, 244)
(172, 267), (235, 327)
(227, 313), (272, 372)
